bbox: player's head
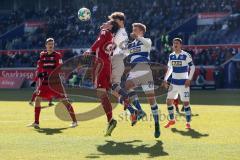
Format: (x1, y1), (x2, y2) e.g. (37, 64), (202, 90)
(172, 38), (182, 52)
(108, 12), (125, 27)
(101, 20), (120, 34)
(132, 23), (146, 37)
(45, 38), (55, 53)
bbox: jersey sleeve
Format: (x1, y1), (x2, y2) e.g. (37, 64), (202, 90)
(167, 55), (172, 67)
(186, 53), (194, 66)
(164, 55), (173, 81)
(114, 31), (128, 46)
(186, 53), (195, 80)
(113, 32), (129, 56)
(137, 37), (152, 48)
(55, 52), (63, 67)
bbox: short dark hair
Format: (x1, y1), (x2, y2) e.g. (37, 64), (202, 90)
(45, 38), (54, 44)
(108, 12), (125, 21)
(132, 23), (146, 33)
(109, 20), (120, 34)
(173, 38), (182, 44)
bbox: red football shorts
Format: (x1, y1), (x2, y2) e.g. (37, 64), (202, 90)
(93, 59), (111, 89)
(36, 79), (66, 100)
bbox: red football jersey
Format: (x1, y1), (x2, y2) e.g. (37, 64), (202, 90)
(91, 29), (114, 63)
(90, 29), (114, 89)
(36, 51), (66, 99)
(37, 51), (63, 85)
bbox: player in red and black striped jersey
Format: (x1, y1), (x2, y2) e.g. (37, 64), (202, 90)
(28, 38), (77, 128)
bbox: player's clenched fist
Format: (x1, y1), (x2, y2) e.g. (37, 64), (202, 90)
(130, 33), (138, 39)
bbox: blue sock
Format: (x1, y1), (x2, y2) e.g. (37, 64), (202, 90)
(184, 105), (191, 122)
(151, 103), (159, 125)
(167, 105), (174, 120)
(127, 104), (135, 115)
(133, 99), (142, 111)
(129, 91), (142, 111)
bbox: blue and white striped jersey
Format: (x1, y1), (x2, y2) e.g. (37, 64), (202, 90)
(167, 50), (194, 85)
(127, 37), (152, 63)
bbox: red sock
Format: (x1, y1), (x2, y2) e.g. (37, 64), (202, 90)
(174, 99), (179, 108)
(100, 95), (113, 122)
(34, 106), (41, 124)
(31, 92), (37, 102)
(65, 104), (77, 122)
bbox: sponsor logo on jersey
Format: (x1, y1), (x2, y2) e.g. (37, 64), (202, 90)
(103, 41), (116, 55)
(129, 47), (141, 53)
(172, 61), (182, 66)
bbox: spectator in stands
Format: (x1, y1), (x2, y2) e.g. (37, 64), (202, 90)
(214, 66), (224, 88)
(0, 0), (236, 50)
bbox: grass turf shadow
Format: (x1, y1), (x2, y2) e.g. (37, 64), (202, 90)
(35, 127), (69, 135)
(171, 128), (209, 139)
(86, 140), (168, 158)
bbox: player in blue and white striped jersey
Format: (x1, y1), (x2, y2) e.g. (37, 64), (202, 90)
(124, 23), (160, 138)
(163, 38), (195, 129)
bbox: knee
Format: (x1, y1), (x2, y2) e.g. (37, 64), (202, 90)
(146, 93), (156, 105)
(35, 96), (41, 106)
(125, 80), (134, 90)
(183, 101), (190, 106)
(97, 89), (107, 98)
(124, 82), (130, 90)
(166, 99), (173, 106)
(61, 99), (70, 106)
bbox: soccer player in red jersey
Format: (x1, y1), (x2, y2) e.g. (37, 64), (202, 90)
(28, 38), (77, 129)
(84, 20), (120, 136)
(29, 68), (54, 107)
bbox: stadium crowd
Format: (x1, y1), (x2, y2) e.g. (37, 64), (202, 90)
(0, 46), (238, 68)
(0, 0), (237, 50)
(0, 0), (239, 89)
(0, 50), (76, 68)
(153, 46), (238, 66)
(191, 13), (240, 44)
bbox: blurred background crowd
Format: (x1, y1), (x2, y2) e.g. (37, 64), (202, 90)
(0, 0), (240, 88)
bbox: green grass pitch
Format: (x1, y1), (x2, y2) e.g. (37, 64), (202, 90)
(0, 89), (239, 160)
